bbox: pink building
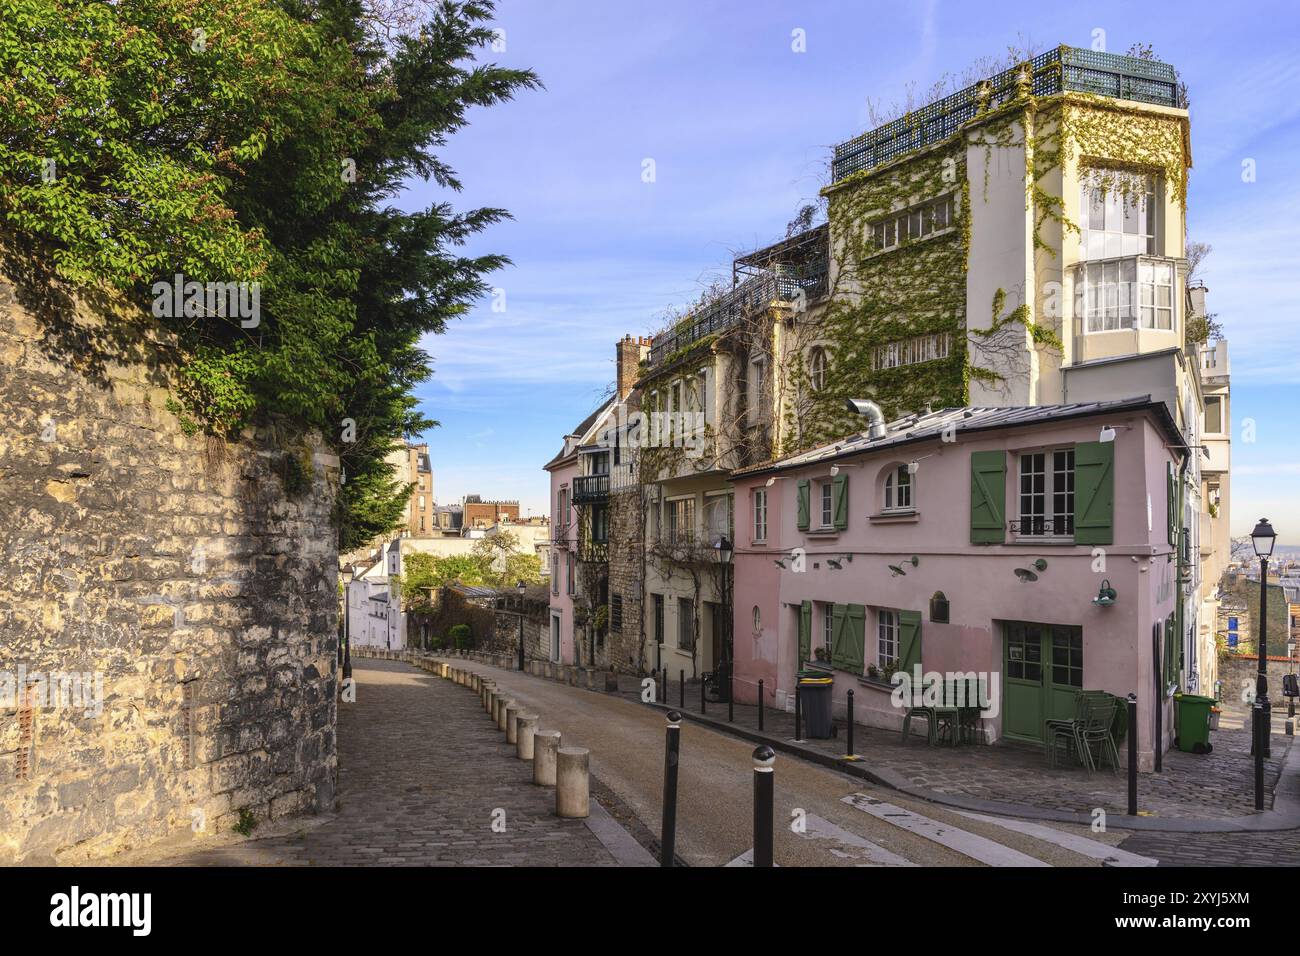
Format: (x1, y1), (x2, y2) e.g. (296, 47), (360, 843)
(730, 397), (1189, 770)
(544, 400), (615, 665)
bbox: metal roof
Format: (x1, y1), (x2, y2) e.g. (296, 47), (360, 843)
(733, 396), (1184, 479)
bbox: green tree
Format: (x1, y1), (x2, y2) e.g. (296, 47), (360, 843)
(472, 531), (544, 588)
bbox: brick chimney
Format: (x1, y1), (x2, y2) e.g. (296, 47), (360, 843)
(616, 334), (650, 400)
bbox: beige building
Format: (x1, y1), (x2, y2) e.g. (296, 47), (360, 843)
(385, 441), (436, 535)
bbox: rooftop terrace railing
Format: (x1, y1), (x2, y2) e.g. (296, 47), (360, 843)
(831, 46), (1179, 183)
(646, 265), (828, 367)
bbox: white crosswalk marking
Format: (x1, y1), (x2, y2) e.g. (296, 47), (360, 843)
(842, 793), (1050, 867)
(951, 811), (1159, 867)
(800, 812), (915, 866)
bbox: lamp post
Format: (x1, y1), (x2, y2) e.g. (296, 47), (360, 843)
(340, 564), (354, 682)
(1251, 518), (1276, 760)
(516, 579), (527, 671)
(714, 535), (733, 707)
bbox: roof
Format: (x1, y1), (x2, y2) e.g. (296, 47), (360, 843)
(733, 397), (1184, 479)
(544, 397), (617, 470)
(448, 582), (499, 601)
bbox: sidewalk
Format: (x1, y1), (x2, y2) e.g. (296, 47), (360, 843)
(432, 651), (1299, 833)
(123, 659), (632, 866)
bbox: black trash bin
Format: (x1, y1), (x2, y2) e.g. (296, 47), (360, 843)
(798, 675), (834, 739)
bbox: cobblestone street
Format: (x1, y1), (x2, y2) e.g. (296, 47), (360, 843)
(136, 660), (621, 866)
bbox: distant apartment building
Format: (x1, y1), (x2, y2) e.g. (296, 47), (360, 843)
(463, 496), (520, 531)
(386, 441), (435, 535)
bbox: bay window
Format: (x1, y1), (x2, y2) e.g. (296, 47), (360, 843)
(1076, 257), (1175, 333)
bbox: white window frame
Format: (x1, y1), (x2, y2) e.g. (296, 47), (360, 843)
(808, 347), (827, 391)
(666, 494), (695, 545)
(1017, 448), (1075, 539)
(867, 194), (956, 253)
(822, 602), (834, 657)
(883, 464), (913, 513)
(1080, 171), (1158, 261)
(877, 609), (899, 668)
(752, 488), (768, 543)
(819, 480), (833, 528)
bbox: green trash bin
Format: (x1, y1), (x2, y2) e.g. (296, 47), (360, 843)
(1173, 693), (1215, 754)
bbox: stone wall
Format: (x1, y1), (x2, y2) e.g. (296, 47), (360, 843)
(606, 487), (646, 674)
(0, 255), (340, 863)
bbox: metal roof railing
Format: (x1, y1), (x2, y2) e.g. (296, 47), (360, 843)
(831, 46), (1179, 183)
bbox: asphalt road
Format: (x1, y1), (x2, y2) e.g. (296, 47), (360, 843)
(456, 661), (1131, 867)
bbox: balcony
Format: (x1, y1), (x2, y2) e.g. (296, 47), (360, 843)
(610, 460), (637, 493)
(572, 474), (610, 504)
(831, 47), (1180, 183)
(647, 264), (828, 368)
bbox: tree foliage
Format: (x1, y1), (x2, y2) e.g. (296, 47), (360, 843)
(0, 0), (539, 551)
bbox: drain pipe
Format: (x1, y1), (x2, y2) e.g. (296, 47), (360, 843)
(844, 398), (887, 439)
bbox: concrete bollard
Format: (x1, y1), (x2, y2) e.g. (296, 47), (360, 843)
(555, 747), (590, 818)
(585, 669), (595, 690)
(498, 699), (515, 732)
(482, 682), (495, 709)
(533, 731), (561, 786)
(493, 695), (504, 726)
(487, 690), (499, 718)
(516, 714), (538, 760)
(506, 704), (521, 744)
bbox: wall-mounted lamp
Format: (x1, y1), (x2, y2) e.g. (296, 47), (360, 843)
(1032, 558), (1048, 572)
(1099, 423), (1132, 443)
(829, 463), (861, 476)
(1014, 568), (1039, 582)
(765, 476), (788, 488)
(1092, 579), (1117, 607)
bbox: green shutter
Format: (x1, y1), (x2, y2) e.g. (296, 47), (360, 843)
(798, 600), (812, 663)
(897, 610), (922, 674)
(969, 451), (1006, 544)
(1166, 463), (1176, 546)
(832, 474), (849, 530)
(1074, 441), (1114, 545)
(1163, 613), (1177, 692)
(796, 479), (810, 531)
(831, 603), (865, 672)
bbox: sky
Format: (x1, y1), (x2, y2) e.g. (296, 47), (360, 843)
(398, 0), (1300, 542)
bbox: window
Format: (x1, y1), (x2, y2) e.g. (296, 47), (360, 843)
(883, 465), (912, 512)
(1204, 396), (1224, 434)
(566, 552), (575, 595)
(652, 594), (664, 645)
(610, 594), (623, 632)
(419, 517), (425, 532)
(1005, 623), (1042, 682)
(752, 605), (762, 633)
(418, 495), (425, 510)
(868, 195), (955, 252)
(590, 503), (609, 543)
(1051, 626), (1083, 688)
(1017, 449), (1074, 537)
(753, 488), (768, 542)
(677, 597), (693, 650)
(553, 560), (559, 595)
(808, 347), (827, 391)
(704, 493), (732, 547)
(877, 609), (899, 667)
(1080, 172), (1157, 260)
(668, 497), (695, 544)
(820, 481), (833, 528)
(1076, 258), (1174, 332)
(822, 602), (834, 657)
(872, 332), (951, 371)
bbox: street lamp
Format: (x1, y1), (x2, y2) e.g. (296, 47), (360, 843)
(340, 564), (354, 682)
(516, 579), (527, 672)
(1251, 519), (1276, 764)
(714, 536), (734, 707)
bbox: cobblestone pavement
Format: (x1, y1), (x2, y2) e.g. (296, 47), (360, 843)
(136, 659), (619, 866)
(597, 670), (1293, 823)
(1118, 828), (1300, 867)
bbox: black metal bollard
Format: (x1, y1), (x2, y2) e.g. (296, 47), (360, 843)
(1126, 693), (1138, 816)
(1254, 703), (1265, 811)
(846, 689), (856, 758)
(679, 669), (685, 710)
(758, 679), (765, 731)
(794, 685), (803, 742)
(662, 711), (681, 866)
(728, 663), (734, 723)
(701, 673), (706, 715)
(752, 745), (775, 867)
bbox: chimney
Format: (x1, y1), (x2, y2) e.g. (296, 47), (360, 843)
(616, 334), (649, 400)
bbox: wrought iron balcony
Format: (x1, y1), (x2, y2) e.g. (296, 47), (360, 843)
(646, 265), (828, 368)
(1010, 516), (1075, 537)
(572, 474), (610, 504)
(832, 47), (1180, 183)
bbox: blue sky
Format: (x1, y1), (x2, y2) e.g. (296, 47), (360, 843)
(399, 0), (1300, 541)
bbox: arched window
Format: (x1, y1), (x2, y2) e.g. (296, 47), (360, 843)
(883, 464), (913, 512)
(752, 605), (762, 633)
(808, 347), (827, 391)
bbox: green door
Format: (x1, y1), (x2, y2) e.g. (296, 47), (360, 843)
(1002, 622), (1084, 742)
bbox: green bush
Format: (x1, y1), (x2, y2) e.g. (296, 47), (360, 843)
(449, 624), (471, 650)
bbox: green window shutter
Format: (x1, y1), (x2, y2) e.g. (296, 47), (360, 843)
(832, 474), (849, 530)
(969, 451), (1006, 544)
(1166, 463), (1176, 546)
(796, 479), (810, 531)
(1073, 441), (1114, 545)
(1163, 614), (1177, 691)
(798, 600), (812, 663)
(898, 610), (922, 673)
(831, 603), (864, 672)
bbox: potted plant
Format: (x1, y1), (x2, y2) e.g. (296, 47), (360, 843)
(866, 663), (880, 680)
(814, 646), (829, 663)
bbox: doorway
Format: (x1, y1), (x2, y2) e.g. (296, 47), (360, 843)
(1002, 622), (1084, 743)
